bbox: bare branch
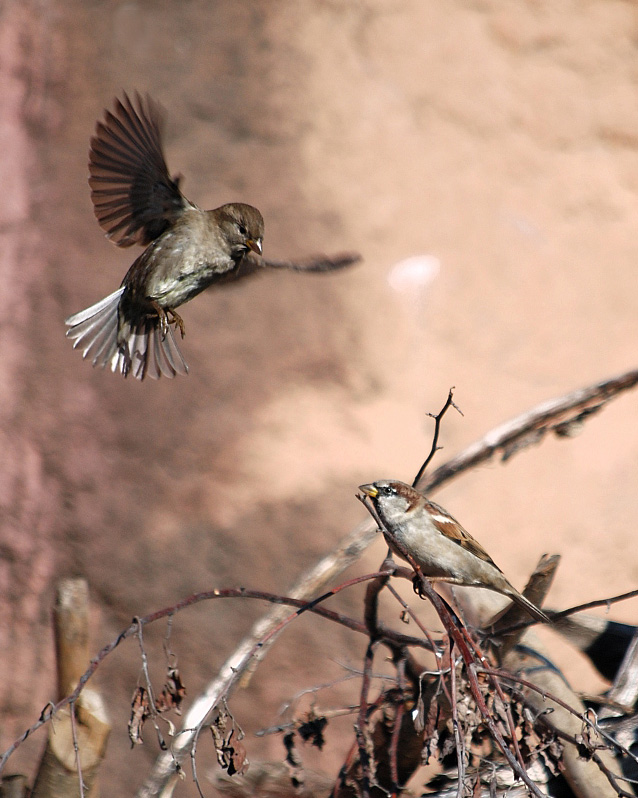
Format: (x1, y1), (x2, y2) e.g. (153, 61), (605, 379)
(549, 588), (638, 621)
(148, 370), (638, 793)
(420, 367), (638, 493)
(14, 369), (638, 795)
(3, 575), (435, 776)
(412, 388), (463, 487)
(68, 702), (86, 798)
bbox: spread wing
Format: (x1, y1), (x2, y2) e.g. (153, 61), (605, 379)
(89, 92), (188, 248)
(425, 498), (503, 572)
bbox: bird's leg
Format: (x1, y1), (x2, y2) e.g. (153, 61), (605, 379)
(166, 308), (186, 338)
(149, 300), (170, 338)
(412, 573), (468, 597)
(148, 301), (185, 339)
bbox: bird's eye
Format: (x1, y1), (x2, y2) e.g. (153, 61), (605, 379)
(237, 224), (247, 236)
(381, 485), (397, 496)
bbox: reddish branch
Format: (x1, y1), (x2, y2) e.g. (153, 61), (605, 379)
(0, 573), (433, 772)
(5, 367), (638, 795)
(384, 538), (549, 798)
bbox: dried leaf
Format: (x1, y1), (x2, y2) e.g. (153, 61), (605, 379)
(155, 666), (186, 715)
(129, 686), (151, 746)
(212, 708), (249, 777)
(225, 733), (249, 777)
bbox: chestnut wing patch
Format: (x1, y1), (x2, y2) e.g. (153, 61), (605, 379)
(424, 499), (503, 572)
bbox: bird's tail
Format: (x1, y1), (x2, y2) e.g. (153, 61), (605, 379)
(65, 289), (188, 380)
(509, 590), (550, 624)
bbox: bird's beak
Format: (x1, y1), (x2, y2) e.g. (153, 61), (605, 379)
(358, 484), (378, 499)
(247, 238), (262, 256)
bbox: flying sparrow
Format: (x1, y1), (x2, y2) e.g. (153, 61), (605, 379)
(359, 480), (549, 623)
(65, 92), (264, 380)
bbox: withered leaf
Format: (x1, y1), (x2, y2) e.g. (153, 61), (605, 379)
(211, 711), (249, 777)
(225, 735), (249, 777)
(129, 686), (151, 746)
(155, 666), (186, 715)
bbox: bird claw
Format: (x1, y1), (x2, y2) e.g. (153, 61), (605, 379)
(412, 573), (426, 597)
(167, 308), (186, 339)
(150, 302), (186, 340)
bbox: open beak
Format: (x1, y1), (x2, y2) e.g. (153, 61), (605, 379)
(247, 238), (263, 256)
(358, 484), (378, 499)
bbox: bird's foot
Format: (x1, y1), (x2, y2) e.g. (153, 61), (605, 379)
(166, 308), (186, 338)
(150, 300), (170, 338)
(412, 573), (426, 597)
(150, 302), (185, 340)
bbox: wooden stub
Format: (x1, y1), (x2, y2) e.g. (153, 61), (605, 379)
(31, 579), (110, 798)
(54, 578), (90, 699)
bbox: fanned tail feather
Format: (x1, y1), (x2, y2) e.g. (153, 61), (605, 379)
(65, 289), (188, 380)
(65, 288), (124, 366)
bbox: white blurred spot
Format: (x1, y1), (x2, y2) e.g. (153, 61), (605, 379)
(387, 255), (440, 296)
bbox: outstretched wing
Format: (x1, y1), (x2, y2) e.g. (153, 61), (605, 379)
(89, 92), (189, 248)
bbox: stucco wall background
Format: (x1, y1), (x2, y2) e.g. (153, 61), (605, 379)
(2, 1), (638, 793)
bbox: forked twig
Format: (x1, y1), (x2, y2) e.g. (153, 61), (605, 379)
(7, 369), (638, 796)
(137, 368), (638, 795)
(420, 368), (638, 493)
(412, 388), (463, 487)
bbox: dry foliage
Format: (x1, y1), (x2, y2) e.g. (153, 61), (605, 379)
(3, 369), (638, 798)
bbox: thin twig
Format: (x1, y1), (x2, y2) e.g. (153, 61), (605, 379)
(2, 573), (418, 773)
(354, 641), (376, 798)
(68, 701), (86, 798)
(412, 388), (462, 487)
(384, 581), (443, 665)
(134, 618), (169, 751)
(420, 368), (638, 494)
(388, 656), (406, 795)
(477, 667), (638, 769)
(190, 730), (205, 798)
(548, 588), (638, 621)
(448, 642), (466, 798)
(588, 749), (635, 798)
(495, 585), (638, 637)
(140, 369), (638, 798)
(545, 725), (635, 798)
(257, 704), (361, 737)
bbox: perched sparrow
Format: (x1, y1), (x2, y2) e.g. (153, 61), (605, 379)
(359, 480), (549, 623)
(65, 92), (264, 380)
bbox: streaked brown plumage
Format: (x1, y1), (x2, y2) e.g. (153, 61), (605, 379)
(65, 92), (264, 380)
(359, 480), (549, 623)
